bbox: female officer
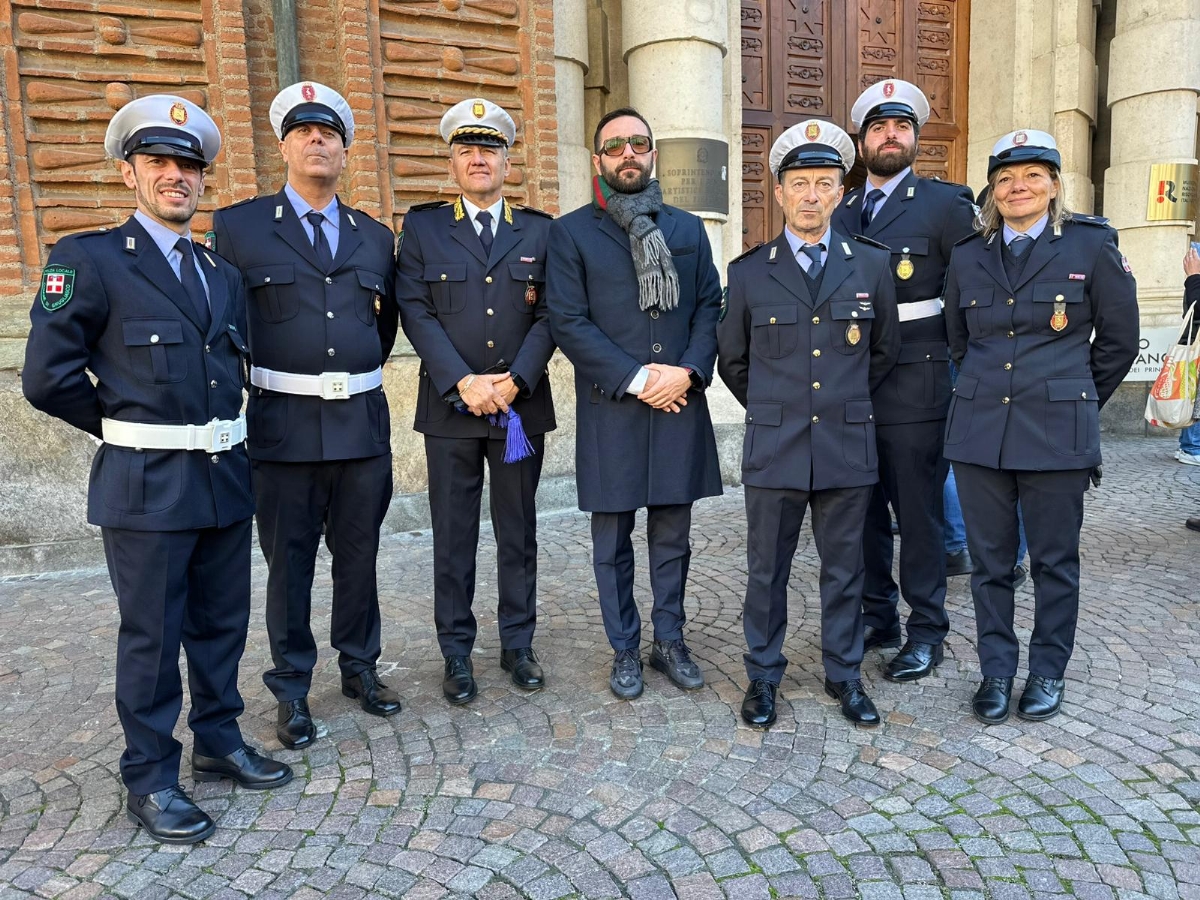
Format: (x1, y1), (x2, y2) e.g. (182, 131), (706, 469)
(942, 130), (1138, 724)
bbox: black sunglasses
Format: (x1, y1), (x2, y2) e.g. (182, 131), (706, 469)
(599, 135), (653, 157)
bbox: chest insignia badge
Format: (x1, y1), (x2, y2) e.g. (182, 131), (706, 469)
(1051, 300), (1068, 332)
(846, 322), (862, 345)
(896, 252), (914, 281)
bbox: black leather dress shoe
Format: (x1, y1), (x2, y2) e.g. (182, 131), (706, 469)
(501, 648), (545, 691)
(863, 623), (902, 651)
(342, 669), (402, 717)
(610, 648), (644, 699)
(1012, 565), (1028, 589)
(276, 698), (316, 750)
(945, 547), (973, 576)
(442, 656), (477, 705)
(192, 745), (293, 790)
(972, 676), (1014, 724)
(1187, 516), (1200, 533)
(824, 678), (880, 726)
(740, 679), (778, 727)
(884, 641), (944, 683)
(649, 639), (705, 690)
(1017, 675), (1065, 721)
(127, 784), (215, 844)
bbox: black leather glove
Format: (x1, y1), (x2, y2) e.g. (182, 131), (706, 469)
(1089, 465), (1103, 489)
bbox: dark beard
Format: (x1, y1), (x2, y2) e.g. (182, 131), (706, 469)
(862, 143), (918, 178)
(603, 161), (652, 194)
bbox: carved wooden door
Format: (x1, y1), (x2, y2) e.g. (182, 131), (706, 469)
(740, 0), (970, 252)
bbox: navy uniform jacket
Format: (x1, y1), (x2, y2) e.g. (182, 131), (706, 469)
(212, 190), (397, 462)
(547, 203), (723, 512)
(395, 200), (556, 438)
(22, 218), (254, 531)
(943, 216), (1139, 471)
(833, 172), (976, 424)
(718, 229), (901, 491)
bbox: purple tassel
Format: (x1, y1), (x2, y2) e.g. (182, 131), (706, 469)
(487, 408), (536, 463)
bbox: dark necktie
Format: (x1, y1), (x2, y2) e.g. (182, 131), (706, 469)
(306, 210), (333, 271)
(174, 238), (210, 330)
(800, 242), (824, 277)
(475, 210), (494, 258)
(861, 188), (886, 233)
(1008, 233), (1033, 257)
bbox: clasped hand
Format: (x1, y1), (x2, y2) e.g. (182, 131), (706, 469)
(637, 363), (691, 413)
(458, 372), (518, 416)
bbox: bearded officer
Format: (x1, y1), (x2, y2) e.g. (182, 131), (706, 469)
(831, 79), (977, 684)
(396, 98), (556, 705)
(22, 95), (291, 844)
(718, 120), (900, 727)
(212, 82), (402, 750)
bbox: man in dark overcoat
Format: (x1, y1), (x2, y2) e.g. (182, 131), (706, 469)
(213, 81), (402, 750)
(396, 97), (556, 705)
(832, 79), (978, 684)
(23, 95), (291, 844)
(546, 107), (723, 700)
(718, 119), (900, 728)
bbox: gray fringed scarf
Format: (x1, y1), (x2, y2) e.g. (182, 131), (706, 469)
(605, 180), (680, 312)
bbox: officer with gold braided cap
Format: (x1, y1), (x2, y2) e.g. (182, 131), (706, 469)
(718, 118), (900, 729)
(397, 97), (556, 706)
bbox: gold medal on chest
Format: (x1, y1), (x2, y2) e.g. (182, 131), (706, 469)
(525, 277), (537, 306)
(1051, 299), (1068, 332)
(846, 322), (862, 345)
(896, 250), (914, 281)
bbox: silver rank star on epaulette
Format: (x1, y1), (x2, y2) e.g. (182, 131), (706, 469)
(126, 236), (136, 251)
(274, 205), (284, 221)
(769, 245), (777, 261)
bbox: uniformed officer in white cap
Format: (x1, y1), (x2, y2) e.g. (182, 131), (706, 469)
(213, 81), (402, 749)
(944, 127), (1138, 725)
(833, 80), (979, 691)
(397, 96), (557, 705)
(24, 94), (293, 843)
(717, 118), (900, 728)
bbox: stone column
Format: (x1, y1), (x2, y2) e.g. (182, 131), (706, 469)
(555, 0), (591, 214)
(622, 0), (730, 261)
(1103, 0), (1200, 311)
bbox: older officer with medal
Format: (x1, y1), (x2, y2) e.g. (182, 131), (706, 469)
(832, 79), (977, 685)
(213, 82), (402, 750)
(718, 120), (900, 728)
(23, 96), (291, 844)
(943, 130), (1138, 724)
(397, 98), (556, 705)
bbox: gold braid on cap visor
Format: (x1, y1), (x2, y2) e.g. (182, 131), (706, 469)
(449, 126), (509, 145)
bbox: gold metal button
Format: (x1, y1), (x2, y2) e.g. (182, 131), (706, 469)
(441, 274), (447, 281)
(1056, 294), (1064, 302)
(813, 382), (821, 389)
(811, 415), (819, 423)
(812, 349), (821, 357)
(770, 317), (777, 324)
(1002, 397), (1010, 404)
(487, 340), (494, 348)
(1003, 363), (1012, 370)
(812, 316), (820, 324)
(970, 299), (977, 306)
(1006, 298), (1014, 305)
(486, 276), (493, 284)
(1007, 331), (1015, 338)
(487, 308), (494, 316)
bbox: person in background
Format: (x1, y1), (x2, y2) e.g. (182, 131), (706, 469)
(1181, 245), (1200, 532)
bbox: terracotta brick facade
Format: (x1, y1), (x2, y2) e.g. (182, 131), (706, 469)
(0, 0), (560, 368)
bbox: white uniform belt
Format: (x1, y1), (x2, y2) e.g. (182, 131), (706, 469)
(896, 297), (944, 322)
(250, 365), (383, 400)
(101, 415), (247, 452)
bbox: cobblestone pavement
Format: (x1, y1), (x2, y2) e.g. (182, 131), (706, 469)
(2, 435), (1199, 900)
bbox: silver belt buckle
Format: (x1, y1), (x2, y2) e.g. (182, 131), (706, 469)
(321, 372), (351, 400)
(210, 420), (235, 452)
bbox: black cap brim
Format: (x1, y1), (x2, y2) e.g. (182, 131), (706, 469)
(987, 147), (1061, 178)
(449, 131), (508, 148)
(281, 103), (347, 143)
(860, 102), (919, 130)
(123, 129), (207, 164)
(777, 143), (845, 178)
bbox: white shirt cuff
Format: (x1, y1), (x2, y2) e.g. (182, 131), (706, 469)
(627, 367), (651, 395)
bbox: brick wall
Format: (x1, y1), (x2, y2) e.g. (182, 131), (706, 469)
(0, 0), (560, 368)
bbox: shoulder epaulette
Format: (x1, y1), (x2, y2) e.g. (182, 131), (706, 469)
(851, 234), (889, 251)
(729, 243), (764, 265)
(1069, 213), (1110, 227)
(220, 195), (262, 212)
(517, 205), (553, 220)
(75, 227), (115, 240)
(406, 200), (450, 213)
(954, 230), (984, 246)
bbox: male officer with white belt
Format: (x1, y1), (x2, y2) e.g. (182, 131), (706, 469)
(832, 80), (977, 685)
(213, 82), (402, 750)
(23, 95), (291, 844)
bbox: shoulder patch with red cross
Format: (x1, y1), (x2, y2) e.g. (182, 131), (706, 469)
(39, 265), (75, 311)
